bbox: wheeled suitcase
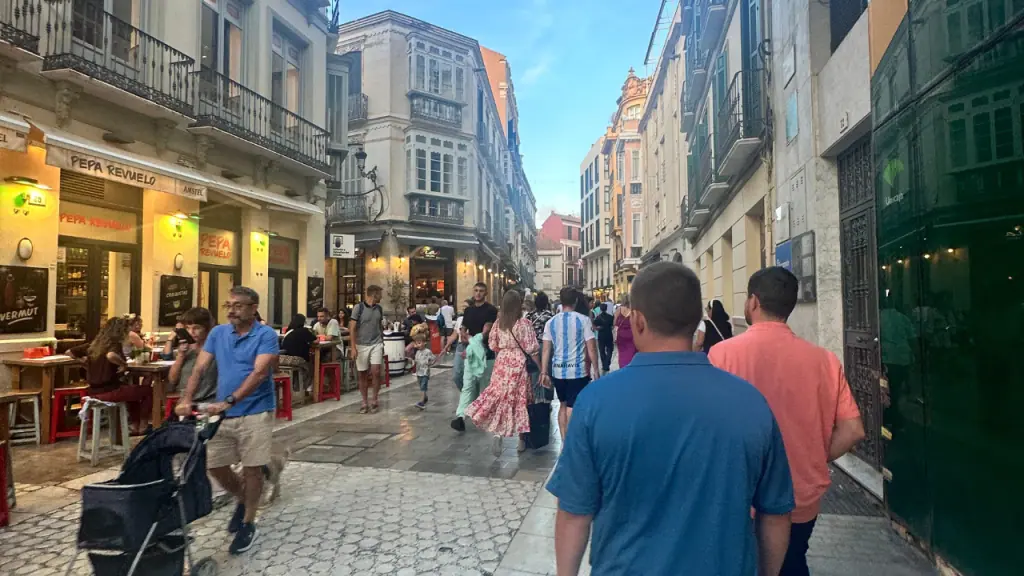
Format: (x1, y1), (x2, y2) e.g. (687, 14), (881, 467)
(525, 403), (551, 450)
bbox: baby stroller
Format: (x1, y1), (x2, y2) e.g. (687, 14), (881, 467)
(64, 414), (222, 576)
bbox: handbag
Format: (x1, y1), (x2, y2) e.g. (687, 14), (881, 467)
(510, 328), (540, 375)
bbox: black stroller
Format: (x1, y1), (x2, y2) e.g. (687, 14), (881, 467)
(63, 415), (222, 576)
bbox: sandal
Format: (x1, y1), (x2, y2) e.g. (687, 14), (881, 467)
(359, 405), (368, 414)
(370, 403), (379, 413)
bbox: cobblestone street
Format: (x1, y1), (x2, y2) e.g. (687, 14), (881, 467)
(1, 362), (936, 575)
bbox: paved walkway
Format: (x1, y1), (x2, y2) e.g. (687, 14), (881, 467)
(1, 354), (936, 575)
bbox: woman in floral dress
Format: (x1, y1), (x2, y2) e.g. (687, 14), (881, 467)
(466, 289), (540, 456)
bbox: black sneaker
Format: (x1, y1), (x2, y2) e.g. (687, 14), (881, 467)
(450, 416), (465, 432)
(228, 503), (245, 534)
(229, 522), (259, 555)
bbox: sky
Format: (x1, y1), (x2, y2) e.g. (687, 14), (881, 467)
(339, 0), (661, 226)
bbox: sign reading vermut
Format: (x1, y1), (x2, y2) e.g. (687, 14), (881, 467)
(198, 227), (237, 267)
(46, 147), (208, 201)
(0, 127), (27, 153)
(59, 201), (137, 244)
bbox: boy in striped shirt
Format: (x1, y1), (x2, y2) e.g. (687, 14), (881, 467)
(541, 287), (601, 441)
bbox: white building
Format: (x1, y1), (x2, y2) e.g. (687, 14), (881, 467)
(535, 236), (564, 294)
(639, 1), (692, 268)
(579, 136), (612, 298)
(330, 10), (530, 312)
(0, 0), (341, 349)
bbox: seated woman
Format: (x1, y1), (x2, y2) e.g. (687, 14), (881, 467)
(68, 317), (152, 434)
(280, 314), (316, 392)
(123, 313), (146, 357)
(168, 307), (218, 404)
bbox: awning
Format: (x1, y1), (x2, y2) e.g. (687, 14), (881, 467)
(354, 230), (383, 246)
(0, 112), (30, 153)
(33, 122), (322, 216)
(396, 233), (480, 250)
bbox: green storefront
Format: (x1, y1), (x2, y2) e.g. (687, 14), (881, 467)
(873, 2), (1024, 574)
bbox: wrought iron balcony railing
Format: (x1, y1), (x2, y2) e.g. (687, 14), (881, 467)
(697, 135), (715, 201)
(42, 4), (195, 116)
(684, 33), (710, 103)
(2, 0), (42, 54)
(409, 197), (465, 226)
(192, 67), (330, 173)
(349, 92), (367, 123)
(326, 193), (370, 225)
(715, 67), (766, 175)
(410, 93), (462, 128)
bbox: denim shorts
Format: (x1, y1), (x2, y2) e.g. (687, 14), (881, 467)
(417, 375), (429, 392)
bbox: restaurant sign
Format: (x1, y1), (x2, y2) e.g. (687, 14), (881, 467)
(0, 127), (27, 153)
(0, 265), (48, 334)
(269, 237), (298, 271)
(46, 147), (208, 201)
(199, 227), (237, 267)
(158, 275), (194, 327)
(59, 201), (137, 244)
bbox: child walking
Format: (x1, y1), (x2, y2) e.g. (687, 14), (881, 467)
(409, 332), (436, 409)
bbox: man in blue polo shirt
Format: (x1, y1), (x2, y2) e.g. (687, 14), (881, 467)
(547, 262), (795, 575)
(177, 286), (279, 555)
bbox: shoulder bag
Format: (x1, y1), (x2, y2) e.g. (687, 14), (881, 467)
(510, 324), (540, 375)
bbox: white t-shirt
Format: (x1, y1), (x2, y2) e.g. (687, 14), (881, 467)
(697, 320), (706, 334)
(312, 318), (341, 338)
(542, 311), (595, 380)
(440, 304), (455, 327)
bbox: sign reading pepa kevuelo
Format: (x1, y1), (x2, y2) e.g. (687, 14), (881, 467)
(47, 148), (208, 201)
(0, 265), (48, 334)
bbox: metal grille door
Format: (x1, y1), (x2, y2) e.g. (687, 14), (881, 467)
(838, 135), (883, 469)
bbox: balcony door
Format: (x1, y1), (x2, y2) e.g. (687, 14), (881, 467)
(271, 29), (303, 140)
(199, 0), (245, 121)
(71, 0), (144, 76)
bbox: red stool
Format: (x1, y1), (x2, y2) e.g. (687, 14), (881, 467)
(273, 374), (292, 421)
(319, 363), (342, 402)
(164, 395), (180, 420)
(382, 356), (391, 388)
(50, 385), (90, 444)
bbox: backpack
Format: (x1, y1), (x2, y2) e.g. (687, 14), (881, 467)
(436, 311), (446, 330)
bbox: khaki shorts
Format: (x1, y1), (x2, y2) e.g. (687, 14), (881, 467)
(356, 342), (384, 372)
(206, 411), (273, 469)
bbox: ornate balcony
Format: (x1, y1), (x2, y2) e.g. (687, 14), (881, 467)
(348, 92), (368, 124)
(326, 193), (370, 225)
(409, 197), (465, 226)
(1, 0), (42, 59)
(191, 67), (330, 175)
(410, 93), (462, 129)
(41, 3), (195, 118)
(685, 34), (710, 105)
(716, 67), (766, 178)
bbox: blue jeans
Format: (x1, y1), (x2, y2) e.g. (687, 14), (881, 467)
(417, 375), (429, 392)
(452, 342), (467, 391)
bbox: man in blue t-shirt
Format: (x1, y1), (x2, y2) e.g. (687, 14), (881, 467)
(177, 286), (279, 556)
(547, 262), (795, 576)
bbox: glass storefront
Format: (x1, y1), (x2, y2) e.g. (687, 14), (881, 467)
(873, 5), (1024, 573)
(409, 246), (455, 304)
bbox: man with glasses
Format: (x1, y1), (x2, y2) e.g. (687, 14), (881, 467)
(176, 286), (279, 555)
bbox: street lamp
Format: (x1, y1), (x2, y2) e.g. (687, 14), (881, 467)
(354, 147), (378, 188)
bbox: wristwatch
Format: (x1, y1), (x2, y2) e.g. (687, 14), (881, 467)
(225, 394), (237, 406)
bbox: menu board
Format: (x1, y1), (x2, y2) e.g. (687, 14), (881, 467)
(306, 277), (324, 318)
(158, 275), (194, 327)
(0, 265), (48, 334)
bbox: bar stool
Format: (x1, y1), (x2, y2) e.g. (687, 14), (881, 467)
(319, 362), (342, 402)
(51, 385), (90, 444)
(3, 390), (41, 446)
(273, 374), (292, 421)
(77, 400), (131, 467)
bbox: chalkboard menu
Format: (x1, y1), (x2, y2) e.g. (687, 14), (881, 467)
(307, 277), (324, 317)
(0, 265), (48, 334)
(158, 275), (194, 327)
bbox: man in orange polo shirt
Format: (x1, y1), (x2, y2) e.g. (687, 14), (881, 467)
(709, 267), (865, 576)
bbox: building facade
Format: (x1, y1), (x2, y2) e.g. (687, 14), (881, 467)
(534, 236), (563, 294)
(328, 11), (532, 316)
(579, 137), (611, 299)
(0, 0), (340, 381)
(680, 0), (770, 322)
(538, 212), (581, 289)
(603, 70), (648, 299)
(639, 2), (692, 268)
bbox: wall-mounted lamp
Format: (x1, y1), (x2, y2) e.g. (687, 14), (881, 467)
(4, 176), (51, 191)
(399, 254), (406, 263)
(262, 229), (279, 237)
(371, 252), (379, 263)
(16, 238), (33, 260)
(946, 248), (954, 254)
(173, 211), (189, 220)
(487, 268), (493, 273)
(463, 258), (469, 266)
(477, 264), (484, 270)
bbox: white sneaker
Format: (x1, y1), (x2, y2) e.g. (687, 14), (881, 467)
(492, 435), (503, 457)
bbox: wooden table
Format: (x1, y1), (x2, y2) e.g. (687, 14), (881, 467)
(124, 361), (174, 429)
(4, 356), (81, 445)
